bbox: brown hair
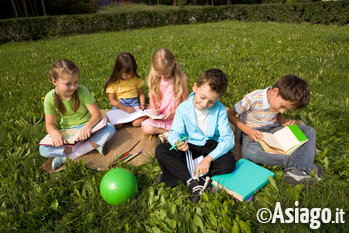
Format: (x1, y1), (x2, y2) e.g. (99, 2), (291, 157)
(104, 52), (140, 91)
(197, 69), (228, 96)
(272, 74), (310, 109)
(49, 59), (80, 115)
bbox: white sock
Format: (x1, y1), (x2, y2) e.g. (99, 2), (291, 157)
(67, 140), (94, 160)
(163, 132), (170, 138)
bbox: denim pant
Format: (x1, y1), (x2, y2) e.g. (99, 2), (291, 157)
(241, 124), (316, 174)
(112, 97), (140, 110)
(39, 122), (116, 158)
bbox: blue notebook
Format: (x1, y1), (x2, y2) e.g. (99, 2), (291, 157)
(211, 158), (274, 201)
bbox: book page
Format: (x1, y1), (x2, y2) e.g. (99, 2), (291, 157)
(273, 126), (302, 152)
(261, 132), (283, 150)
(141, 109), (164, 120)
(106, 109), (147, 125)
(186, 151), (204, 179)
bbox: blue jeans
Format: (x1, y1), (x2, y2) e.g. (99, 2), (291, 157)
(39, 122), (116, 158)
(241, 124), (316, 174)
(112, 97), (140, 110)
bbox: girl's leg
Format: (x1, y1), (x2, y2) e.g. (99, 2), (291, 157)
(141, 124), (167, 135)
(132, 116), (148, 127)
(89, 123), (116, 155)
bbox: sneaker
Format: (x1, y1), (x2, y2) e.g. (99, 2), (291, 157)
(158, 133), (169, 143)
(97, 144), (108, 156)
(187, 177), (211, 203)
(52, 157), (63, 170)
(156, 172), (165, 184)
(311, 164), (325, 182)
(284, 169), (313, 185)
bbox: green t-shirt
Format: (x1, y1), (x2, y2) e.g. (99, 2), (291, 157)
(44, 85), (96, 129)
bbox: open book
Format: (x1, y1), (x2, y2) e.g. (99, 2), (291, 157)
(258, 124), (308, 155)
(106, 107), (164, 125)
(39, 117), (107, 146)
(186, 151), (207, 179)
(211, 158), (275, 201)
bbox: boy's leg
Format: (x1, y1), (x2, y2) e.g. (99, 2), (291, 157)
(155, 143), (191, 187)
(286, 125), (316, 173)
(192, 140), (236, 177)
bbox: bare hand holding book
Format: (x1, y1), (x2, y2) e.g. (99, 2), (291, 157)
(258, 124), (308, 155)
(39, 117), (107, 146)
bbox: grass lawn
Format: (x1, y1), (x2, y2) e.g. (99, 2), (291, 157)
(0, 20), (348, 232)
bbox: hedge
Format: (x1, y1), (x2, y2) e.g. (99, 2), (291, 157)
(0, 1), (348, 43)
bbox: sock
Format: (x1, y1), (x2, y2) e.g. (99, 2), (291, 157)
(67, 140), (94, 160)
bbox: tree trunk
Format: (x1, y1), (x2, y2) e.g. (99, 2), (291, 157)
(211, 0), (213, 6)
(227, 0), (231, 5)
(41, 0), (46, 16)
(10, 0), (19, 18)
(21, 0), (29, 17)
(173, 0), (176, 6)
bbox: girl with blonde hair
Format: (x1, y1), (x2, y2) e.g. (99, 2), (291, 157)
(142, 48), (189, 141)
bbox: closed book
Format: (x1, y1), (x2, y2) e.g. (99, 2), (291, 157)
(211, 158), (274, 201)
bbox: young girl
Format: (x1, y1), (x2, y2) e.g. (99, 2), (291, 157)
(142, 48), (189, 141)
(104, 52), (147, 128)
(39, 59), (116, 170)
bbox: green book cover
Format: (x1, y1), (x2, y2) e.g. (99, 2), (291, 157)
(211, 158), (274, 201)
(288, 124), (308, 142)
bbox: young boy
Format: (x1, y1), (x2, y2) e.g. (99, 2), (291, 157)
(228, 74), (324, 185)
(155, 69), (236, 203)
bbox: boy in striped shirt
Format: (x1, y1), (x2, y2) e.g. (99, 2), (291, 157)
(228, 74), (324, 185)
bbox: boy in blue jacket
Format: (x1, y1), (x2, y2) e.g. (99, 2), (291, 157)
(155, 69), (236, 203)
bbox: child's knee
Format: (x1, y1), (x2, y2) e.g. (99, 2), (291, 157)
(39, 146), (51, 158)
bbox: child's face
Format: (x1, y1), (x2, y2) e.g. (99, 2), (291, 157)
(121, 72), (134, 80)
(268, 88), (294, 114)
(52, 73), (79, 98)
(192, 82), (221, 110)
(156, 69), (172, 80)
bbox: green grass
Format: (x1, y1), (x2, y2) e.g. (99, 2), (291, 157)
(97, 3), (205, 14)
(0, 20), (348, 232)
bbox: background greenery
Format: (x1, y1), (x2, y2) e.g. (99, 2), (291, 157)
(0, 20), (348, 232)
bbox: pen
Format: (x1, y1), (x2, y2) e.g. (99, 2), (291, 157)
(169, 136), (188, 151)
(121, 98), (132, 108)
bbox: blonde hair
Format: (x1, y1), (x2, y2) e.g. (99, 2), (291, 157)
(49, 59), (80, 115)
(147, 48), (184, 106)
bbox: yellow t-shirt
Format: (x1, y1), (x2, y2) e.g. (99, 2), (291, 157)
(105, 77), (144, 99)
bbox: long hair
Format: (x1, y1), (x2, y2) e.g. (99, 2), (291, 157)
(104, 52), (140, 91)
(147, 48), (184, 106)
(49, 59), (80, 115)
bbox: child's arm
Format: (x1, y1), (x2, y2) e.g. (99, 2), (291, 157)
(77, 103), (102, 141)
(149, 94), (160, 116)
(137, 87), (146, 111)
(277, 113), (295, 127)
(108, 93), (136, 113)
(45, 114), (66, 147)
(227, 107), (263, 142)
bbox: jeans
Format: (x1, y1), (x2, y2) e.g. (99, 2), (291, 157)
(39, 122), (116, 158)
(241, 124), (316, 174)
(112, 97), (140, 110)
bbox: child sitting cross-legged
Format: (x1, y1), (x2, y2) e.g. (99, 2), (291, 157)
(155, 69), (236, 203)
(227, 74), (325, 185)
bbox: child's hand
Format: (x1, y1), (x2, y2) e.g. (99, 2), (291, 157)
(51, 131), (66, 147)
(176, 140), (189, 152)
(152, 108), (160, 116)
(77, 125), (92, 141)
(248, 129), (263, 142)
(281, 119), (296, 127)
(194, 156), (213, 180)
(125, 106), (136, 114)
(163, 111), (174, 121)
(140, 105), (145, 111)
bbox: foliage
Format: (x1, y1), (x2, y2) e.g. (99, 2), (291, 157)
(0, 20), (349, 232)
(46, 0), (98, 15)
(0, 1), (348, 43)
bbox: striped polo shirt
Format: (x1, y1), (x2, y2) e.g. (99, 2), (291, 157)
(234, 87), (278, 128)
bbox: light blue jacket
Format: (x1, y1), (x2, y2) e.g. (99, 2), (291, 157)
(168, 92), (235, 160)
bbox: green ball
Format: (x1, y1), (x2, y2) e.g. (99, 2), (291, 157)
(100, 168), (137, 205)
